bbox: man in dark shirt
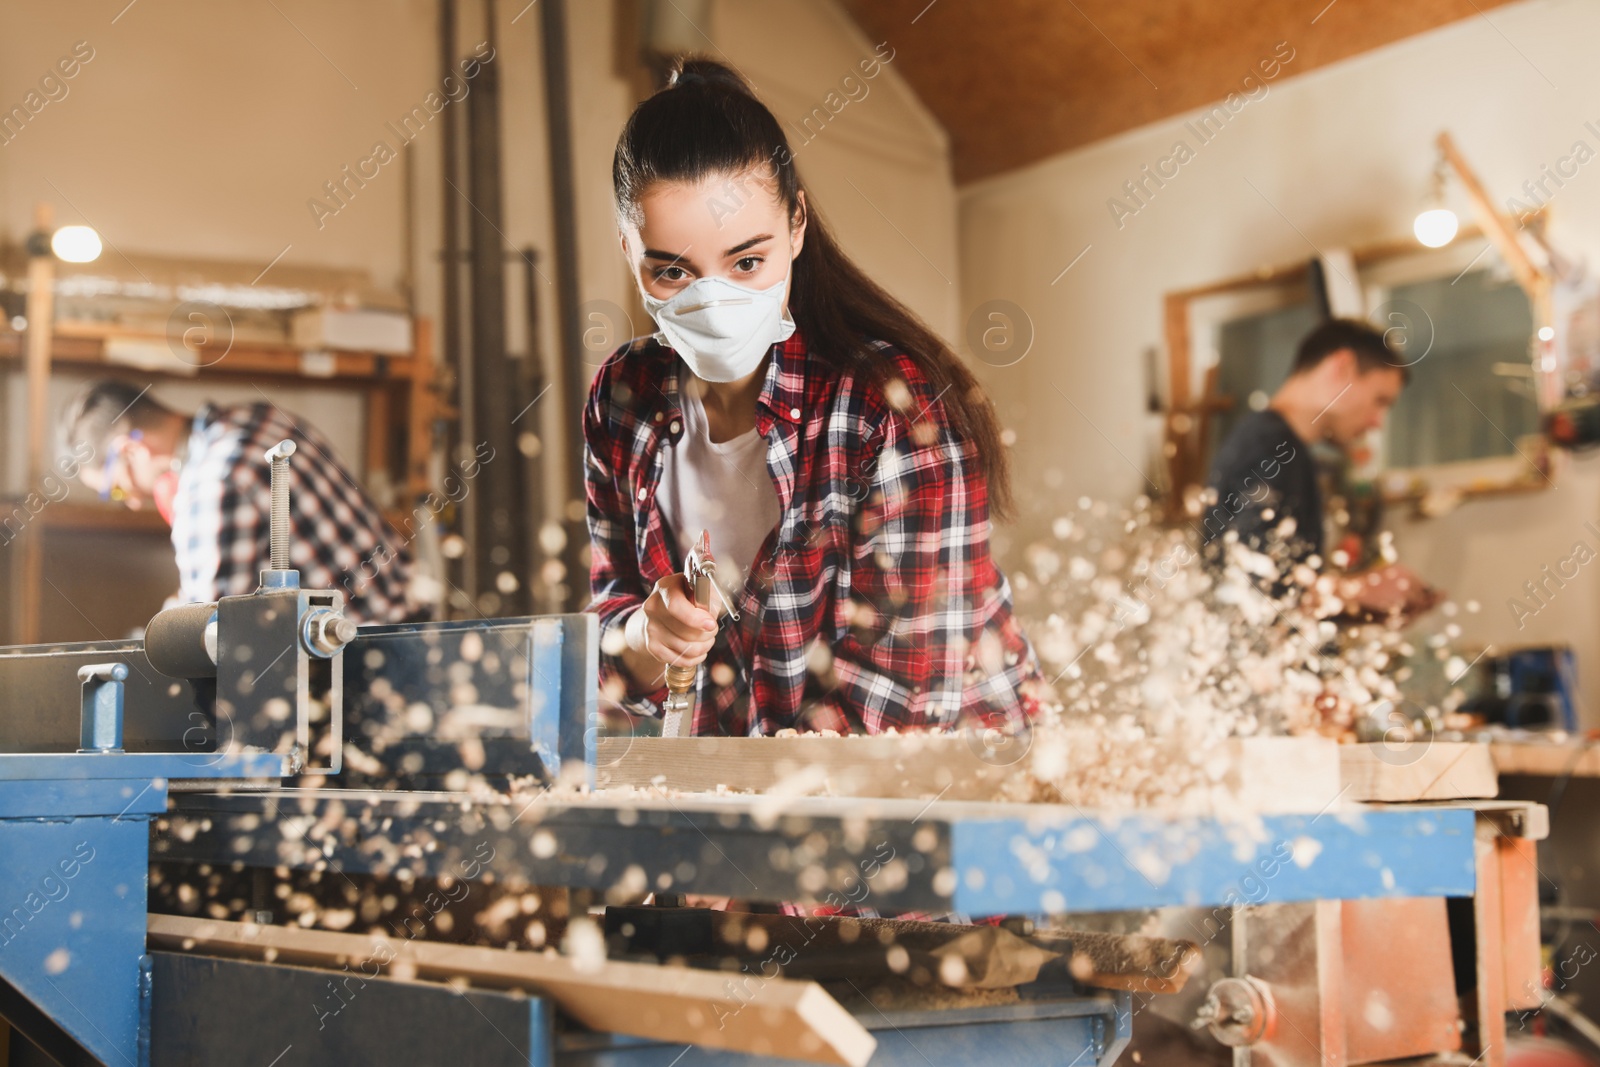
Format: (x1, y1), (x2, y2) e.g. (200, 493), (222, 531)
(1204, 318), (1436, 616)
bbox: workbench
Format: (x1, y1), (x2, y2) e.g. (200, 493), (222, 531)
(0, 598), (1551, 1066)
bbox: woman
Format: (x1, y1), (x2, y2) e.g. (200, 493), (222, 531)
(586, 57), (1043, 737)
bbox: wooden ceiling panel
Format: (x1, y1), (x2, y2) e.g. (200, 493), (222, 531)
(841, 0), (1522, 183)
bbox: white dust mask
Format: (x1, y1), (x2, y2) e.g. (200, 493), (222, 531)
(640, 273), (796, 383)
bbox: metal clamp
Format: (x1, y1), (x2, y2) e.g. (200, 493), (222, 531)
(78, 662), (128, 752)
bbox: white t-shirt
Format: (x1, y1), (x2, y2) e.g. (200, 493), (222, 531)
(658, 384), (781, 604)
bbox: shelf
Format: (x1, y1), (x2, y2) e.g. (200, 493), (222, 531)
(35, 502), (170, 533)
(22, 499), (418, 543)
(0, 329), (426, 385)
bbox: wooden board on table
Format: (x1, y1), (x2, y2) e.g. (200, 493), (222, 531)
(596, 733), (1014, 801)
(148, 914), (875, 1067)
(597, 734), (1344, 813)
(1491, 740), (1600, 778)
(1339, 741), (1499, 802)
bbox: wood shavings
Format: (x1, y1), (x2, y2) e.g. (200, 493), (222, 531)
(1009, 496), (1452, 813)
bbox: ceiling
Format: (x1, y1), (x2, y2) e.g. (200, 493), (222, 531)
(841, 0), (1522, 184)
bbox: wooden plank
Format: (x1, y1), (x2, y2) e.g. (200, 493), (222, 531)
(598, 734), (1343, 814)
(1492, 740), (1600, 778)
(0, 329), (399, 381)
(1437, 131), (1545, 302)
(364, 385), (391, 495)
(1473, 818), (1510, 1067)
(1499, 836), (1543, 1012)
(148, 914), (875, 1067)
(19, 202), (54, 646)
(406, 317), (436, 499)
(1230, 736), (1342, 814)
(597, 733), (1011, 800)
(1341, 897), (1462, 1063)
(1163, 291), (1193, 496)
(1339, 741), (1499, 802)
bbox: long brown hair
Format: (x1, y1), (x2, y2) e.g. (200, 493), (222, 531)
(612, 57), (1014, 518)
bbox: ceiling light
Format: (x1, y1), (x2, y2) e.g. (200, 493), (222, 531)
(1413, 208), (1459, 248)
(1413, 151), (1458, 248)
(50, 225), (102, 263)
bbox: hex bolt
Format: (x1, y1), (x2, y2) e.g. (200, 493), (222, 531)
(264, 440), (296, 572)
(301, 608), (359, 658)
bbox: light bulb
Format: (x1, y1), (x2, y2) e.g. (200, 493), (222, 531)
(1538, 326), (1555, 341)
(51, 225), (102, 263)
(1413, 208), (1458, 248)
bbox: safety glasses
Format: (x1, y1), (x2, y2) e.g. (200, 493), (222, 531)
(98, 429), (143, 502)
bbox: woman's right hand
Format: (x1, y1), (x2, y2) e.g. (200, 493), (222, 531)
(624, 573), (719, 672)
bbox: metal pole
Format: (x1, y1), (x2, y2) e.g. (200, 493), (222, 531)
(539, 0), (588, 612)
(438, 0), (471, 609)
(465, 0), (530, 615)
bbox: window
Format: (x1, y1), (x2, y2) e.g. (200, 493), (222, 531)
(1376, 269), (1537, 469)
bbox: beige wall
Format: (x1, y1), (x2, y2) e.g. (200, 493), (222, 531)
(0, 0), (955, 505)
(0, 1), (437, 292)
(958, 0), (1600, 722)
(715, 0), (956, 340)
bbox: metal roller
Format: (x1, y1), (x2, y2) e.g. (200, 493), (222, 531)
(144, 601), (220, 679)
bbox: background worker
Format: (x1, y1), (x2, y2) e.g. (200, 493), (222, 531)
(60, 379), (419, 624)
(1205, 318), (1440, 618)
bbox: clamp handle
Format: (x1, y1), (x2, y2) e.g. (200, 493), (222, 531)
(78, 662), (128, 752)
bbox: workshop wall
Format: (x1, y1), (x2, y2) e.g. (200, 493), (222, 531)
(715, 1), (957, 342)
(959, 0), (1600, 724)
(0, 1), (954, 614)
(0, 3), (435, 300)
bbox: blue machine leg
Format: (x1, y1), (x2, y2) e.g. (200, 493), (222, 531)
(0, 813), (154, 1067)
(0, 746), (276, 1065)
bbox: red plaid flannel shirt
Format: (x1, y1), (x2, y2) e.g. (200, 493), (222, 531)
(583, 330), (1044, 735)
(173, 402), (418, 624)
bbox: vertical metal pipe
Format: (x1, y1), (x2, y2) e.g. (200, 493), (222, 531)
(464, 0), (531, 615)
(538, 0), (588, 612)
(521, 246), (551, 613)
(438, 0), (471, 606)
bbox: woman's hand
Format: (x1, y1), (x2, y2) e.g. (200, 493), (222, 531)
(618, 573), (719, 688)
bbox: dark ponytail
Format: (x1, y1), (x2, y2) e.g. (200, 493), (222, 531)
(613, 57), (1014, 519)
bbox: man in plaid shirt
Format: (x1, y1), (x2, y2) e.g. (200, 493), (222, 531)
(585, 330), (1045, 735)
(62, 380), (416, 624)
